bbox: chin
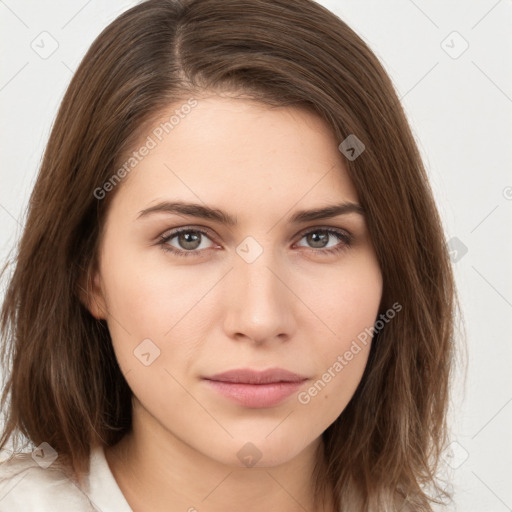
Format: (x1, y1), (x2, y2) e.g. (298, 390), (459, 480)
(210, 434), (312, 469)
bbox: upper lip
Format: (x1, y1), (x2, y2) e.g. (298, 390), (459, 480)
(204, 368), (308, 384)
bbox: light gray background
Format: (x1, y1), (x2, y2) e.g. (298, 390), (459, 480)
(1, 1), (511, 511)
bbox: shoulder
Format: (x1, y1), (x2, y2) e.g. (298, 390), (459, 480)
(0, 452), (95, 511)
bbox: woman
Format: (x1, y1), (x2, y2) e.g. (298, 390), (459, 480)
(0, 0), (455, 510)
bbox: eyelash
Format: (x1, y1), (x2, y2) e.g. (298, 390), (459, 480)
(157, 226), (352, 258)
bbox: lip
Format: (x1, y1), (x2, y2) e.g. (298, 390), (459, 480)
(202, 368), (308, 408)
(204, 368), (307, 384)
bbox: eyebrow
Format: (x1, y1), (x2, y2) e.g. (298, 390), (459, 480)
(137, 200), (364, 225)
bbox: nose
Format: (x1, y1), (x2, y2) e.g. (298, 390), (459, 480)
(223, 247), (297, 345)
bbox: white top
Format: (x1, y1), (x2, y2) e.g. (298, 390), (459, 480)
(0, 445), (133, 511)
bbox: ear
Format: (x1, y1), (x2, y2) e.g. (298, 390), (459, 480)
(77, 264), (108, 320)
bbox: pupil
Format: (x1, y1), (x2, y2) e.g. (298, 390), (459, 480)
(309, 231), (328, 248)
(180, 231), (200, 249)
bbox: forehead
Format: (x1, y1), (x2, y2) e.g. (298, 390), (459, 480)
(109, 96), (358, 220)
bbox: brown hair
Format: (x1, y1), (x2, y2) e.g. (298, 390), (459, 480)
(0, 0), (456, 509)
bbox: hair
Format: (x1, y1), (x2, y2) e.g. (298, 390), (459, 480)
(0, 0), (456, 510)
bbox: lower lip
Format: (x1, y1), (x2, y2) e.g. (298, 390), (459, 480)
(203, 379), (306, 408)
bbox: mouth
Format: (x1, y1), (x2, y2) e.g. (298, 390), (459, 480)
(202, 368), (309, 408)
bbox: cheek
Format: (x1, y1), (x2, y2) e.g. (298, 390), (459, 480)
(307, 251), (382, 345)
(101, 237), (211, 330)
(99, 261), (209, 413)
(98, 242), (196, 365)
(299, 253), (381, 403)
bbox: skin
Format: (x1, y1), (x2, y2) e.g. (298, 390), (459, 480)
(85, 94), (383, 512)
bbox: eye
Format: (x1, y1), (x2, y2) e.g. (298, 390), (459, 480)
(157, 226), (352, 258)
(295, 228), (352, 255)
(158, 228), (217, 257)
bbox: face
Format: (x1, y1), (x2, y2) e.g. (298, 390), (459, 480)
(87, 95), (383, 468)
